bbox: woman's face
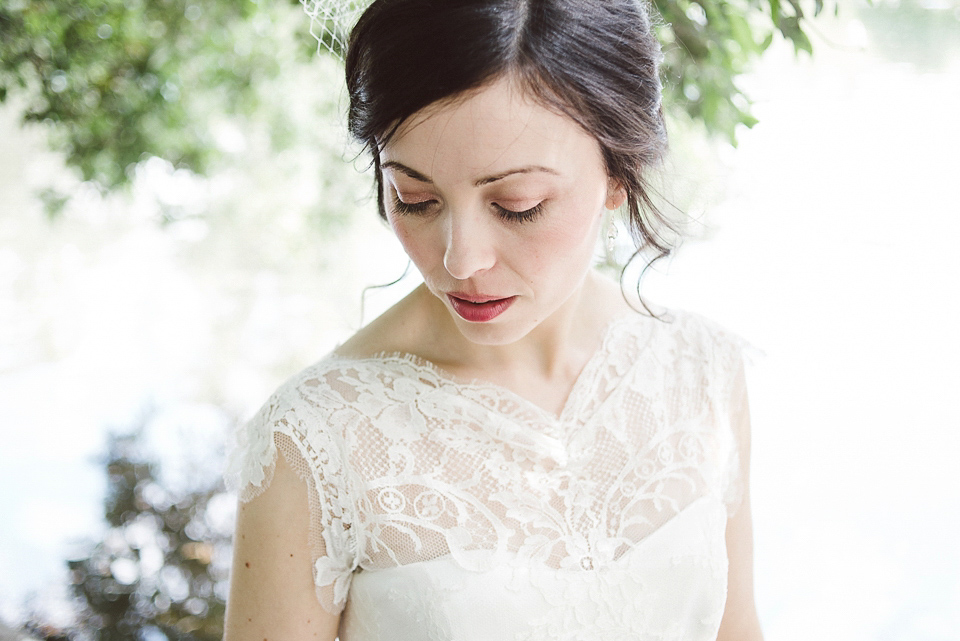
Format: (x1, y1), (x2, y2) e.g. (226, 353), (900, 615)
(380, 76), (624, 346)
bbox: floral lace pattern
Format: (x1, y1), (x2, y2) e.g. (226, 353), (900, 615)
(224, 310), (749, 638)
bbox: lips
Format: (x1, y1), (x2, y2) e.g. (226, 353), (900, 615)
(447, 293), (517, 322)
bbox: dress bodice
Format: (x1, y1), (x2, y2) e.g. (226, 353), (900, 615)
(225, 309), (750, 640)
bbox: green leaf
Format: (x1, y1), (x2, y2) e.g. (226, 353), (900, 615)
(769, 0), (783, 27)
(2, 0), (828, 195)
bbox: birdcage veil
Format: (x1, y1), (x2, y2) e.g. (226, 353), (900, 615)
(300, 0), (373, 57)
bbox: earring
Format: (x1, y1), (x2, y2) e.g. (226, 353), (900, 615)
(605, 220), (619, 254)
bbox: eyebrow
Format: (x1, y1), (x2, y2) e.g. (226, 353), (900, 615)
(381, 161), (559, 187)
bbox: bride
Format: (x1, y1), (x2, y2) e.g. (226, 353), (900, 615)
(224, 0), (763, 639)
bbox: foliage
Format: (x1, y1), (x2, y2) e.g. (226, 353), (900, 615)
(0, 0), (828, 198)
(654, 0), (830, 141)
(22, 426), (233, 640)
(0, 0), (312, 190)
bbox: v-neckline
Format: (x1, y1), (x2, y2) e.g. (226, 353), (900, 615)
(332, 311), (641, 424)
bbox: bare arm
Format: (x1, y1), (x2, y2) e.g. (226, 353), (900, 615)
(716, 365), (764, 641)
(716, 481), (764, 640)
(224, 451), (341, 641)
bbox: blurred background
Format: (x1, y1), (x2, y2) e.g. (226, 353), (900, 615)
(1, 0), (958, 639)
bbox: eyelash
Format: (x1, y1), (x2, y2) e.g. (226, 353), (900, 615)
(390, 194), (544, 223)
(498, 203), (543, 223)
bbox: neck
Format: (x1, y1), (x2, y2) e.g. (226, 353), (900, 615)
(423, 270), (621, 382)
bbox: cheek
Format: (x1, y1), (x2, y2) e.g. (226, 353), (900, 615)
(537, 198), (603, 254)
(517, 214), (600, 282)
(390, 217), (440, 266)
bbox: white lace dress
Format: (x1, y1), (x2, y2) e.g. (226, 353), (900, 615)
(225, 309), (751, 641)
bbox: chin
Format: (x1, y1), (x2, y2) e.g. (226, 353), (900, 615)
(449, 315), (534, 346)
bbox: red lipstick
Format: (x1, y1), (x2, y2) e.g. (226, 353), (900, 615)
(447, 293), (516, 322)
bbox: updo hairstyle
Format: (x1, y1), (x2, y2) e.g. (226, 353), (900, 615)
(345, 0), (676, 264)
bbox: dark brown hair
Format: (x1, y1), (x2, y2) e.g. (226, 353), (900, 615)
(345, 0), (677, 269)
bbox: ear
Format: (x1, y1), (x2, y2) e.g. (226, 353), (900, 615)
(605, 179), (627, 210)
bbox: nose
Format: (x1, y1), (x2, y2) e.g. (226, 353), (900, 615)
(442, 208), (497, 280)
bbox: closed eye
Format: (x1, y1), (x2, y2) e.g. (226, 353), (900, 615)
(495, 203), (543, 223)
(391, 193), (437, 215)
(391, 192), (543, 223)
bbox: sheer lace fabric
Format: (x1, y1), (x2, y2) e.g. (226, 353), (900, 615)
(224, 310), (750, 640)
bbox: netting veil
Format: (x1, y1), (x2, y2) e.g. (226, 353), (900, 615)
(300, 0), (372, 57)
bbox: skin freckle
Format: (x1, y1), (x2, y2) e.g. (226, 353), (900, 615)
(245, 562), (250, 568)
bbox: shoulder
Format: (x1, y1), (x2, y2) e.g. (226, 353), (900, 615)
(254, 351), (431, 426)
(644, 308), (748, 357)
(661, 309), (753, 407)
(253, 356), (357, 419)
(333, 284), (442, 361)
(615, 307), (749, 388)
(225, 354), (374, 499)
(585, 271), (732, 345)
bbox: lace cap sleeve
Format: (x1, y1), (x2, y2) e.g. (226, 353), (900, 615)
(224, 373), (359, 613)
(696, 316), (761, 519)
